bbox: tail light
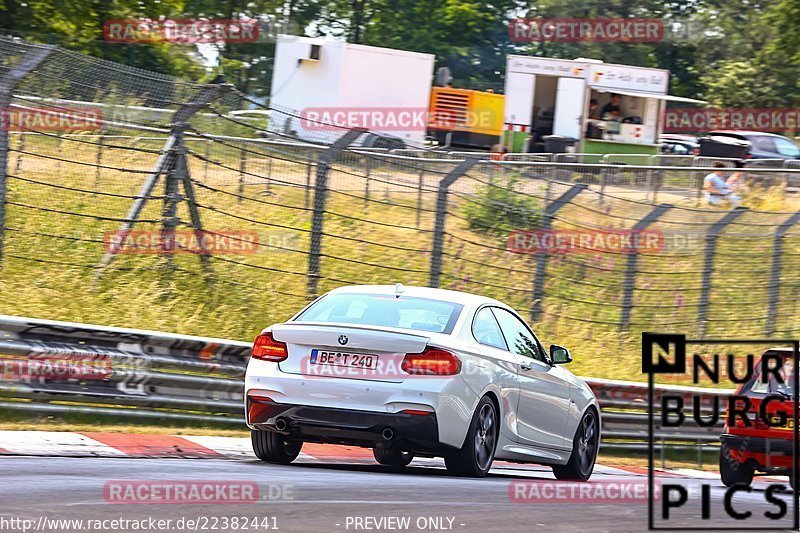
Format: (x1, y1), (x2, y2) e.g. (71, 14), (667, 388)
(252, 332), (288, 362)
(401, 347), (461, 375)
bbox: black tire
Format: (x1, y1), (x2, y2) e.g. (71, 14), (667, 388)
(251, 430), (302, 464)
(553, 409), (599, 482)
(719, 444), (754, 487)
(373, 446), (414, 468)
(444, 396), (498, 477)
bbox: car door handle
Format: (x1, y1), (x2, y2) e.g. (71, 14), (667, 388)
(518, 362), (532, 371)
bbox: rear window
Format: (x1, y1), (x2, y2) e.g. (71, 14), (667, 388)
(295, 293), (464, 334)
(749, 352), (795, 396)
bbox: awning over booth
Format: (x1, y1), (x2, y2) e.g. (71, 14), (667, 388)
(591, 88), (706, 104)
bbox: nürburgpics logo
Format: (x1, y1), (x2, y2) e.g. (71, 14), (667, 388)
(643, 333), (800, 530)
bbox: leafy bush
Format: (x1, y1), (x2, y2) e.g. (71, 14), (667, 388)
(463, 176), (543, 237)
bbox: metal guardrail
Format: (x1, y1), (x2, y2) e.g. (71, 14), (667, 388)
(587, 377), (731, 463)
(0, 314), (250, 424)
(0, 314), (732, 462)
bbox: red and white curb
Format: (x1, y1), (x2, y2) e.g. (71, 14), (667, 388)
(0, 431), (250, 459)
(0, 431), (790, 484)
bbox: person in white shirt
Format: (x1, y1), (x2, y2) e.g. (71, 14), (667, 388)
(704, 162), (740, 207)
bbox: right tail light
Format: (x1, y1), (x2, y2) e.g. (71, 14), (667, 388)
(401, 347), (461, 375)
(251, 332), (288, 362)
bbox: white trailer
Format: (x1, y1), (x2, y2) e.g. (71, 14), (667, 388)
(269, 35), (435, 146)
(502, 55), (704, 155)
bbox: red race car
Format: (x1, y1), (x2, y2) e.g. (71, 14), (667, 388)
(720, 347), (798, 489)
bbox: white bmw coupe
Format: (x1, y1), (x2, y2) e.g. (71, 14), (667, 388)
(244, 284), (600, 479)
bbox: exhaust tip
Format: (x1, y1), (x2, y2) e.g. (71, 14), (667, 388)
(275, 417), (289, 431)
(381, 427), (394, 441)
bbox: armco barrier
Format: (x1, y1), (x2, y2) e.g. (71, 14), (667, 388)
(0, 314), (250, 424)
(0, 315), (730, 462)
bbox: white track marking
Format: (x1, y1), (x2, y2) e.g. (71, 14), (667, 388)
(178, 435), (254, 457)
(0, 431), (125, 456)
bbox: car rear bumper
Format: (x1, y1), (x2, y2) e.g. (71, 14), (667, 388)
(721, 433), (794, 455)
(721, 433), (795, 470)
(247, 397), (452, 452)
(244, 357), (477, 449)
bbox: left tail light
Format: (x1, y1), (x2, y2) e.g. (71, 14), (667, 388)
(401, 347), (461, 375)
(252, 332), (288, 362)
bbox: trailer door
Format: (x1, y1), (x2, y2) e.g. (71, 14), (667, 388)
(504, 71), (535, 127)
(552, 77), (585, 139)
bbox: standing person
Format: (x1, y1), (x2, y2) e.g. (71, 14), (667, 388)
(704, 161), (740, 207)
(586, 98), (605, 138)
(601, 94), (621, 119)
(588, 99), (602, 119)
(726, 161), (746, 196)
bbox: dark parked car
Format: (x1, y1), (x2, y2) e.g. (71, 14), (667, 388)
(660, 134), (699, 155)
(708, 130), (800, 160)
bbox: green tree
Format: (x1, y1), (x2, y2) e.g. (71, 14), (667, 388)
(699, 60), (785, 108)
(0, 0), (204, 78)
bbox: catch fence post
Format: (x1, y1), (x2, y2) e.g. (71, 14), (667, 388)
(237, 142), (247, 202)
(307, 129), (364, 299)
(530, 184), (587, 323)
(97, 82), (229, 273)
(364, 153), (373, 208)
(697, 207), (747, 337)
(428, 157), (481, 288)
(765, 211), (800, 335)
(416, 161), (425, 228)
(0, 43), (55, 266)
(619, 204), (673, 330)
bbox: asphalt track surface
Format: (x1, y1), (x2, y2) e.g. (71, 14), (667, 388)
(2, 451), (798, 533)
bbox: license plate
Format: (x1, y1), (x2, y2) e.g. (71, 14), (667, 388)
(310, 349), (379, 370)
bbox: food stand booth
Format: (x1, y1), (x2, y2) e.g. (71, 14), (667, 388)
(502, 55), (704, 155)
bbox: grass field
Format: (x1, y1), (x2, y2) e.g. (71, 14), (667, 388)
(3, 132), (800, 385)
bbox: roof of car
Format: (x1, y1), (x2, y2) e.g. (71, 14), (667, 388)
(710, 130), (785, 138)
(327, 284), (507, 308)
(660, 134), (699, 142)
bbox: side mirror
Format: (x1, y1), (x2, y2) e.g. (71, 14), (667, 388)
(550, 344), (572, 364)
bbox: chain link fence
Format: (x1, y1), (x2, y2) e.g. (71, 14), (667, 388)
(3, 37), (800, 375)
